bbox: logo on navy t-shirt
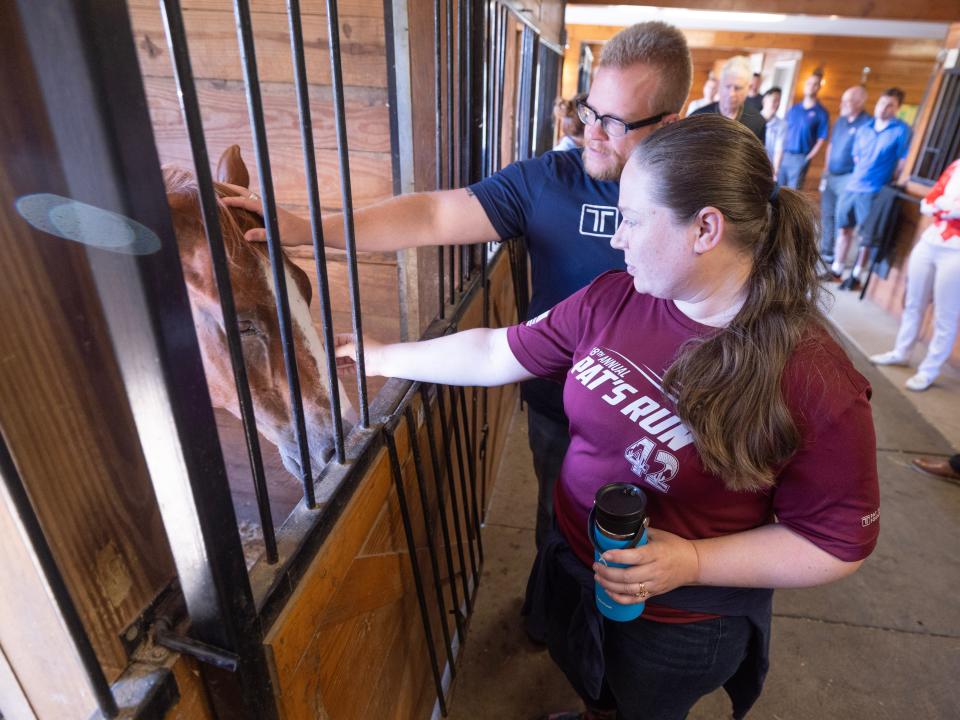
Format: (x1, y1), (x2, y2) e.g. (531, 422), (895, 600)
(579, 204), (620, 237)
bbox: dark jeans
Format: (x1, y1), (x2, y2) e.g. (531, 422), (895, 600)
(777, 152), (810, 190)
(527, 406), (571, 549)
(540, 539), (753, 720)
(604, 615), (752, 720)
(820, 172), (852, 262)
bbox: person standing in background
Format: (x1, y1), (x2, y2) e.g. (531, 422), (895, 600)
(553, 93), (587, 152)
(833, 88), (912, 290)
(761, 86), (785, 169)
(685, 73), (717, 116)
(868, 159), (960, 391)
(745, 71), (764, 113)
(819, 85), (871, 273)
(775, 71), (829, 188)
(690, 56), (765, 142)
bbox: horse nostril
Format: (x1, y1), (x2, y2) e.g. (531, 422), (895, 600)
(321, 444), (336, 465)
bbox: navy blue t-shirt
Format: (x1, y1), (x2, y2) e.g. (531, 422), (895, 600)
(469, 149), (625, 419)
(826, 111), (871, 175)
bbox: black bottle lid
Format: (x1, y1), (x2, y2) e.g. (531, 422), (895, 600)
(594, 483), (647, 537)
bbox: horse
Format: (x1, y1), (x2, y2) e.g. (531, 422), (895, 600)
(164, 145), (353, 485)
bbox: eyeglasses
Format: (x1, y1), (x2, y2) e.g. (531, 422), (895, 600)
(576, 100), (667, 138)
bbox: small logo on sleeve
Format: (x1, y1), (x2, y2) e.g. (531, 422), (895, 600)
(861, 509), (880, 527)
(579, 204), (620, 237)
(526, 310), (550, 326)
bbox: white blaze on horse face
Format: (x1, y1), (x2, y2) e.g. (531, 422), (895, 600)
(255, 252), (357, 426)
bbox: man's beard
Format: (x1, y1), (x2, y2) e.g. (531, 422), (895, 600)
(583, 149), (625, 182)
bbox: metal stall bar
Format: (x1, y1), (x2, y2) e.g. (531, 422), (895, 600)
(446, 0), (457, 303)
(458, 0), (471, 289)
(436, 383), (480, 595)
(384, 427), (448, 716)
(231, 0), (316, 505)
(496, 5), (508, 171)
(324, 0), (371, 427)
(403, 407), (457, 676)
(160, 0), (278, 564)
(447, 384), (484, 573)
(285, 0), (347, 463)
(516, 25), (534, 161)
(15, 2), (278, 715)
(418, 385), (468, 640)
(435, 0), (446, 319)
(0, 438), (119, 718)
(457, 386), (484, 559)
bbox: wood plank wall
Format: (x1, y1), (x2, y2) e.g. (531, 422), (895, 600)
(126, 0), (403, 360)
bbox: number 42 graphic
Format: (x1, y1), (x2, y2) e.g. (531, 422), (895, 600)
(624, 437), (678, 492)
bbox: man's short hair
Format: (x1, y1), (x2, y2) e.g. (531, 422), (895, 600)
(883, 87), (905, 105)
(762, 86), (782, 98)
(599, 21), (693, 115)
(720, 56), (753, 83)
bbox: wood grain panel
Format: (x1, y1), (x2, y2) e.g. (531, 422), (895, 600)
(0, 14), (176, 684)
(144, 77), (390, 156)
(128, 4), (388, 88)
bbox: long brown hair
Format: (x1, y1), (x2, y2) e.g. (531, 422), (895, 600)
(632, 114), (827, 491)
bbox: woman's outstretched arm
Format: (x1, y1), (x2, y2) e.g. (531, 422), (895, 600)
(335, 327), (535, 387)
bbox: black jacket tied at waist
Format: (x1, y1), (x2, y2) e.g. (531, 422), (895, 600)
(522, 528), (773, 719)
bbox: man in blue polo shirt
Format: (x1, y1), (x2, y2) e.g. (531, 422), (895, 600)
(775, 71), (830, 189)
(819, 85), (870, 273)
(834, 88), (912, 290)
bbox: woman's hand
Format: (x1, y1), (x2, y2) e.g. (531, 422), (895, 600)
(334, 333), (385, 377)
(220, 184), (312, 246)
(592, 527), (700, 604)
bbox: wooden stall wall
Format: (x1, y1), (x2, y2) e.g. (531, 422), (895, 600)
(865, 22), (960, 369)
(126, 0), (401, 367)
(264, 253), (518, 720)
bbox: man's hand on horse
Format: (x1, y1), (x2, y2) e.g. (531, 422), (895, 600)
(220, 183), (310, 245)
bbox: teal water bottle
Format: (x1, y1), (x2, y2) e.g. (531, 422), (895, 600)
(589, 483), (649, 622)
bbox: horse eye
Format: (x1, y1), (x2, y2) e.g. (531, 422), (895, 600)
(236, 319), (258, 337)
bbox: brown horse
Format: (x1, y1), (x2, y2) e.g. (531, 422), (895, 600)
(164, 145), (353, 483)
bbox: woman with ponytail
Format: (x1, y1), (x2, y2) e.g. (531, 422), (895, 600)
(336, 114), (879, 720)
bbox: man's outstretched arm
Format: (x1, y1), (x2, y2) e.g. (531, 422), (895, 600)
(222, 187), (501, 252)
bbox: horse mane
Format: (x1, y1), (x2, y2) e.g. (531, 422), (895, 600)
(163, 165), (312, 304)
(162, 165), (255, 270)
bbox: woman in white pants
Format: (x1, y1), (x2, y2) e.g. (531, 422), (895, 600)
(871, 159), (960, 390)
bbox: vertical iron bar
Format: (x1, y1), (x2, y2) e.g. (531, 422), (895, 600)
(323, 0), (371, 427)
(446, 384), (482, 586)
(498, 5), (507, 168)
(437, 384), (479, 594)
(0, 438), (118, 718)
(446, 0), (456, 305)
(385, 429), (447, 716)
(435, 0), (445, 319)
(458, 385), (484, 563)
(160, 0), (278, 560)
(231, 0), (315, 505)
(418, 385), (468, 639)
(403, 406), (457, 676)
(285, 0), (346, 463)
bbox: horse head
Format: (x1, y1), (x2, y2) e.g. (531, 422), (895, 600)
(165, 145), (354, 483)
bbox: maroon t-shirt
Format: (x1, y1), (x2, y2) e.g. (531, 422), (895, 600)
(507, 271), (879, 597)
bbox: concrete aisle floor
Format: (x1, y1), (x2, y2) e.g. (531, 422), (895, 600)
(445, 299), (960, 719)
